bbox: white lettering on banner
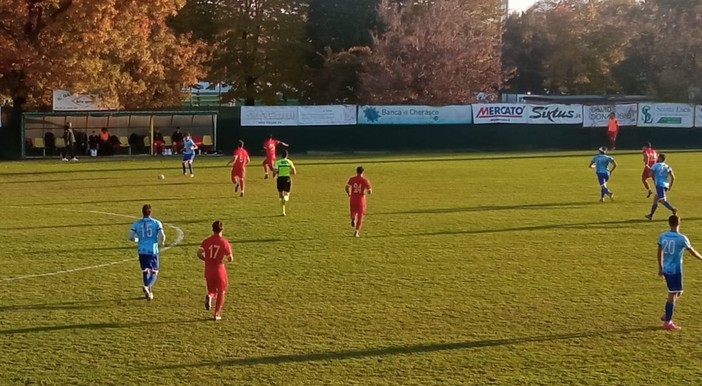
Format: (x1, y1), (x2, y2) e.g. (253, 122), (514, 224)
(358, 105), (472, 125)
(527, 104), (583, 124)
(582, 104), (637, 127)
(472, 104), (527, 124)
(241, 106), (298, 126)
(298, 105), (356, 126)
(638, 103), (693, 128)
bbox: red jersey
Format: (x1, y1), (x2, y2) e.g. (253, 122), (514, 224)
(200, 235), (232, 272)
(643, 148), (658, 167)
(347, 175), (372, 199)
(607, 117), (619, 134)
(232, 148), (250, 169)
(264, 139), (280, 159)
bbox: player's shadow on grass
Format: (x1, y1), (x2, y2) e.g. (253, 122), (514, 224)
(0, 221), (133, 231)
(0, 297), (144, 312)
(0, 318), (208, 335)
(374, 202), (596, 216)
(146, 326), (658, 370)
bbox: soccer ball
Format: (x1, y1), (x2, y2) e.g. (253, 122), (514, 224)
(158, 174), (165, 180)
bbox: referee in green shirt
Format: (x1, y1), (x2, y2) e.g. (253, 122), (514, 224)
(273, 149), (297, 216)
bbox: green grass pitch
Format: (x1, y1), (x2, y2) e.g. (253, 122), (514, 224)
(1, 151), (702, 385)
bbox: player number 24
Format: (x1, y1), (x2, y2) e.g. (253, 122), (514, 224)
(352, 183), (364, 194)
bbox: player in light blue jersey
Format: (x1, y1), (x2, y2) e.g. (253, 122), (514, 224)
(182, 133), (199, 177)
(128, 204), (166, 300)
(657, 215), (702, 330)
(588, 146), (617, 202)
(646, 153), (677, 220)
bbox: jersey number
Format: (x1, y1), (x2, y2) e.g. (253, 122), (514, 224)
(661, 239), (676, 255)
(207, 245), (221, 259)
(352, 183), (364, 194)
(140, 224), (154, 238)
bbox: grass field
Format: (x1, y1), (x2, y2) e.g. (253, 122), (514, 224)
(2, 150), (702, 385)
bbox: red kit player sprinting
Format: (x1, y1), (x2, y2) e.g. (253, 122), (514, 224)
(345, 166), (373, 237)
(642, 142), (658, 198)
(226, 140), (250, 197)
(197, 220), (233, 321)
(262, 134), (288, 179)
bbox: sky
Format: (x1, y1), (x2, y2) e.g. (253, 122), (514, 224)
(509, 0), (538, 13)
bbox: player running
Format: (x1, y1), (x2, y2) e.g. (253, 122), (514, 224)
(226, 140), (250, 197)
(642, 142), (658, 198)
(345, 166), (373, 237)
(646, 153), (677, 220)
(263, 134), (288, 179)
(128, 204), (166, 301)
(588, 146), (617, 202)
(182, 133), (198, 177)
(657, 215), (702, 330)
(197, 220), (233, 321)
(273, 149), (296, 216)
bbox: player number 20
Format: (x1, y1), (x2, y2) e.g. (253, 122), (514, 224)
(661, 239), (676, 255)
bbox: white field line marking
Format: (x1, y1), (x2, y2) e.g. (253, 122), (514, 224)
(0, 208), (185, 282)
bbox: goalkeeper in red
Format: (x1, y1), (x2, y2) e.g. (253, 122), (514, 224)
(345, 166), (372, 237)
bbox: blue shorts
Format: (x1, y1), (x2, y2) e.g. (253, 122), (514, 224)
(596, 172), (609, 185)
(182, 153), (195, 162)
(656, 186), (668, 200)
(139, 254), (159, 272)
(664, 272), (683, 293)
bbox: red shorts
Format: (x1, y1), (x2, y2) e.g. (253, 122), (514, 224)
(231, 167), (245, 181)
(205, 268), (228, 293)
(607, 132), (617, 141)
(642, 166), (652, 179)
(350, 198), (367, 215)
(264, 157), (275, 168)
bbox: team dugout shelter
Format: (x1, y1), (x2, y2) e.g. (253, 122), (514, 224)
(22, 111), (218, 158)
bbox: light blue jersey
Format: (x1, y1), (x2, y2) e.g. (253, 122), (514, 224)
(591, 154), (614, 174)
(183, 139), (196, 155)
(659, 231), (691, 274)
(651, 162), (672, 188)
(131, 217), (163, 256)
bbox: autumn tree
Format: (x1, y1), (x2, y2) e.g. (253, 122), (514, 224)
(302, 0), (382, 104)
(358, 0), (502, 104)
(0, 0), (208, 109)
(195, 0), (308, 106)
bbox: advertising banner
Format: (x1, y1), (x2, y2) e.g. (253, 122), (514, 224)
(472, 104), (527, 124)
(582, 104), (638, 127)
(695, 105), (702, 127)
(241, 106), (298, 126)
(298, 105), (356, 126)
(526, 104), (583, 124)
(638, 103), (694, 128)
(357, 105), (472, 125)
(52, 90), (112, 111)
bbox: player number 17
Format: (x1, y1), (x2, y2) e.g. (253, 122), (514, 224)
(207, 244), (221, 259)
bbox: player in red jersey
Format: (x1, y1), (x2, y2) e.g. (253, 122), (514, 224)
(197, 220), (233, 321)
(262, 134), (288, 179)
(345, 166), (373, 237)
(226, 140), (251, 197)
(642, 142), (658, 198)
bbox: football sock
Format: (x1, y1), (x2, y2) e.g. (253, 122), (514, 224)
(142, 272), (150, 286)
(147, 273), (158, 287)
(662, 201), (674, 211)
(650, 202), (658, 216)
(214, 291), (225, 316)
(188, 164), (193, 175)
(600, 187), (606, 199)
(643, 180), (650, 190)
(355, 215), (363, 231)
(182, 164), (186, 174)
(665, 301), (674, 322)
(240, 179), (245, 192)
